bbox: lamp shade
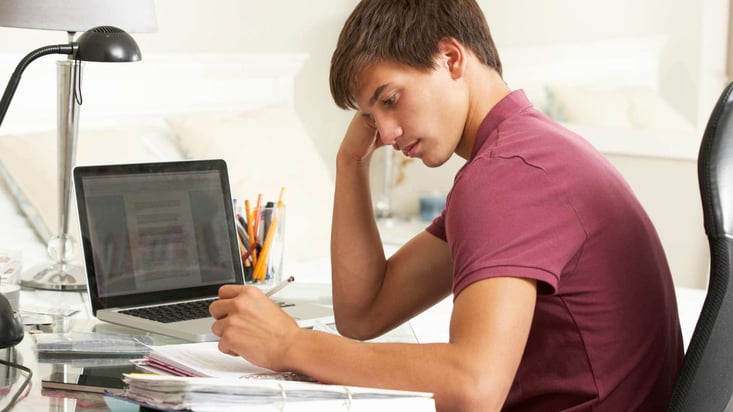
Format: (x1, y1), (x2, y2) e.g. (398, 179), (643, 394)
(76, 27), (142, 63)
(0, 0), (157, 33)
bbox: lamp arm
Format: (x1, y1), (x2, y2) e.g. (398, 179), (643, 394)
(0, 43), (78, 126)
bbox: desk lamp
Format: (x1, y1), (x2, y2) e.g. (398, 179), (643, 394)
(0, 0), (157, 290)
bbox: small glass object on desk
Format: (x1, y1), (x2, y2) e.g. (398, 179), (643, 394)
(0, 250), (22, 312)
(418, 190), (446, 222)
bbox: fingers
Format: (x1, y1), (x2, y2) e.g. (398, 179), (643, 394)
(209, 285), (253, 319)
(210, 284), (270, 324)
(216, 334), (238, 356)
(218, 284), (248, 299)
(211, 316), (227, 338)
(210, 289), (301, 370)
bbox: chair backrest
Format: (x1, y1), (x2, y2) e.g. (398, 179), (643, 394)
(667, 81), (733, 411)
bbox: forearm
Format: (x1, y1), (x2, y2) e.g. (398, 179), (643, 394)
(330, 150), (388, 325)
(283, 329), (503, 412)
(212, 278), (534, 411)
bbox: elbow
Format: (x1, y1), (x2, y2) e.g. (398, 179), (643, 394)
(436, 384), (507, 412)
(331, 310), (385, 341)
(434, 365), (510, 412)
(335, 325), (376, 341)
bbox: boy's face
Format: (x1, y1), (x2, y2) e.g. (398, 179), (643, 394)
(354, 59), (469, 167)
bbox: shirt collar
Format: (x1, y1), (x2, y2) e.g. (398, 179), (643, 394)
(470, 89), (533, 160)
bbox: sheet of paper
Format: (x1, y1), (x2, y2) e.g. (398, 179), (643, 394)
(147, 341), (273, 379)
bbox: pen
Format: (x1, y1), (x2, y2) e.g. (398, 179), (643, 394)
(265, 276), (294, 297)
(252, 194), (264, 269)
(253, 193), (263, 240)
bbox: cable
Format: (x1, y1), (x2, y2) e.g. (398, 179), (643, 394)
(73, 55), (83, 106)
(0, 356), (33, 412)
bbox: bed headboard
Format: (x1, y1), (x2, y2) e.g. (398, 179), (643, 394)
(0, 52), (308, 134)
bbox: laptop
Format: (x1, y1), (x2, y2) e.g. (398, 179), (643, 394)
(73, 159), (332, 342)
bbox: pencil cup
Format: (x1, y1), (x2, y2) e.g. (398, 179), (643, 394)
(243, 204), (285, 288)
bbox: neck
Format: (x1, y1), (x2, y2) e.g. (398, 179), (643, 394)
(455, 66), (511, 160)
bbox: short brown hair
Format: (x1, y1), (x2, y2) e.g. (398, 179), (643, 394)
(330, 0), (502, 110)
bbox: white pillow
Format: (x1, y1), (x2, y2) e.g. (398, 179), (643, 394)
(545, 85), (695, 132)
(166, 104), (334, 263)
(0, 126), (184, 258)
(545, 86), (634, 128)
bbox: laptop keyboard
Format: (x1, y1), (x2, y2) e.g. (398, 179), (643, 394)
(120, 298), (217, 323)
(120, 298), (295, 324)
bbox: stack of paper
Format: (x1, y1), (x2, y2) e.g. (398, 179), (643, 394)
(133, 341), (300, 380)
(0, 249), (21, 283)
(34, 332), (153, 355)
(115, 373), (435, 412)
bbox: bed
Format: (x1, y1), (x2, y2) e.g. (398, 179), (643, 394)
(500, 35), (701, 158)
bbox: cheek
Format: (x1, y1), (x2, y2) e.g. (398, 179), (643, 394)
(421, 86), (466, 130)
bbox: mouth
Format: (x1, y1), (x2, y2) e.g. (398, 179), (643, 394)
(400, 140), (419, 157)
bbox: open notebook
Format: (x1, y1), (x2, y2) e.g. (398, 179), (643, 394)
(73, 160), (332, 342)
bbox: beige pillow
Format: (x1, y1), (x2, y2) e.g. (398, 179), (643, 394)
(545, 86), (634, 128)
(545, 85), (695, 132)
(0, 127), (184, 259)
(166, 104), (334, 263)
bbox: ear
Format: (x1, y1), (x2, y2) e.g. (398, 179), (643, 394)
(437, 37), (467, 80)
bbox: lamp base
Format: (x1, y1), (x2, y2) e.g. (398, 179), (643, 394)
(19, 262), (85, 291)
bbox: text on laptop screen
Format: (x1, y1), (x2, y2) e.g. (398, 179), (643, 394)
(80, 170), (238, 298)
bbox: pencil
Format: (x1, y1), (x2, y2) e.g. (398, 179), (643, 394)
(253, 187), (286, 282)
(244, 199), (256, 267)
(265, 276), (295, 297)
(252, 194), (264, 270)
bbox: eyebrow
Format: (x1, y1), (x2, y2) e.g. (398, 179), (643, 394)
(368, 84), (389, 107)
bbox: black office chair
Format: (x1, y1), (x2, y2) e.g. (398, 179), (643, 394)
(667, 81), (733, 411)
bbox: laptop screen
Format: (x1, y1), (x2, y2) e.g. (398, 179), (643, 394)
(74, 160), (244, 311)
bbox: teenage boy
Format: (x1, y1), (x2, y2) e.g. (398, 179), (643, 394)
(210, 1), (683, 410)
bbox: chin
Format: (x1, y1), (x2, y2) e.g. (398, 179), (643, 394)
(421, 155), (450, 168)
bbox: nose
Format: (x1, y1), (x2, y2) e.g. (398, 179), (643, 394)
(375, 117), (402, 146)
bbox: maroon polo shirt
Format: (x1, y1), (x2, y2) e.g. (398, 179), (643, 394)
(427, 90), (683, 411)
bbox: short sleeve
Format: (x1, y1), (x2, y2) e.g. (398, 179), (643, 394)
(426, 210), (447, 241)
(446, 155), (586, 296)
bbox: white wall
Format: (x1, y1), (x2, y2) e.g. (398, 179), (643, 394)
(0, 0), (725, 288)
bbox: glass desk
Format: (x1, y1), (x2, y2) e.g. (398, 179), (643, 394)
(0, 286), (190, 412)
(0, 284), (420, 412)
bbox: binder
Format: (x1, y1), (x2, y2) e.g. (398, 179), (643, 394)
(109, 374), (435, 411)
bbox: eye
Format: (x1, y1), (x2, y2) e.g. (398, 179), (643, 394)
(361, 113), (377, 129)
(382, 94), (397, 107)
